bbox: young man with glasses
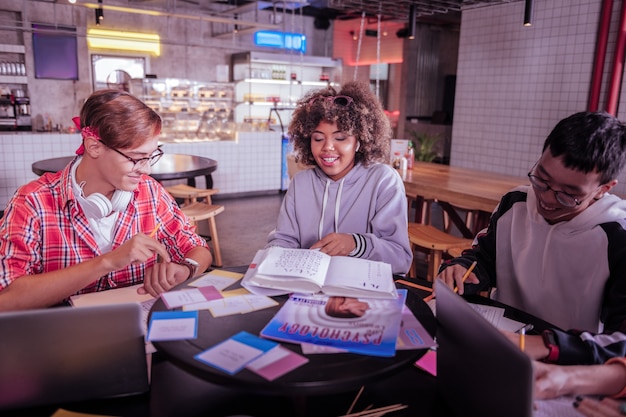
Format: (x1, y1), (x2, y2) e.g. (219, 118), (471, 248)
(438, 111), (626, 366)
(0, 90), (212, 311)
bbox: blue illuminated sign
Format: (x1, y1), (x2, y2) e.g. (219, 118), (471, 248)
(254, 31), (306, 53)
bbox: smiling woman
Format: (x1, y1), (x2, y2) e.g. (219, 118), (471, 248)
(265, 81), (413, 275)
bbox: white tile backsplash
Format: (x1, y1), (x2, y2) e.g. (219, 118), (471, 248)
(0, 132), (284, 210)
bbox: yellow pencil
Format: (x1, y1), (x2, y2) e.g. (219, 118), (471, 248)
(149, 223), (161, 238)
(395, 279), (433, 293)
(454, 260), (477, 294)
(519, 327), (526, 351)
(423, 260), (477, 302)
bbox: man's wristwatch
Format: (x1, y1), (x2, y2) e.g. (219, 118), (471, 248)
(541, 329), (560, 362)
(180, 258), (199, 280)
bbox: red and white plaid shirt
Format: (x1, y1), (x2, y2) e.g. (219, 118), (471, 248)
(0, 157), (207, 295)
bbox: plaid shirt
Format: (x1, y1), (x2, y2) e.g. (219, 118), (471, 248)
(0, 157), (207, 295)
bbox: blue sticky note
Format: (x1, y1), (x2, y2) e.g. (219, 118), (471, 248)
(147, 310), (199, 341)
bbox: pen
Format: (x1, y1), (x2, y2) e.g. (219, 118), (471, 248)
(423, 260), (477, 302)
(519, 327), (526, 351)
(149, 223), (161, 238)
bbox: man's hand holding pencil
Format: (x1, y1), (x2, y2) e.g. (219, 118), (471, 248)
(424, 261), (478, 302)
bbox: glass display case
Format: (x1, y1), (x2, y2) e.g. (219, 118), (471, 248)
(141, 78), (235, 142)
(231, 51), (342, 132)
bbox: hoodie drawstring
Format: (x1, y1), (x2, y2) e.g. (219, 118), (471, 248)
(318, 178), (344, 240)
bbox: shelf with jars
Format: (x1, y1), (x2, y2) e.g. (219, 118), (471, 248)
(0, 43), (27, 85)
(141, 78), (235, 142)
(0, 43), (31, 131)
(231, 51), (342, 131)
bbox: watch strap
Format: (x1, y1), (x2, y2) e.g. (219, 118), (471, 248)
(181, 258), (199, 280)
(541, 330), (560, 362)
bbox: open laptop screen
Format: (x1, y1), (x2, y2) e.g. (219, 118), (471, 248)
(436, 280), (533, 417)
(0, 303), (149, 411)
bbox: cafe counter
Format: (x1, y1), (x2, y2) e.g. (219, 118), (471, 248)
(0, 131), (284, 209)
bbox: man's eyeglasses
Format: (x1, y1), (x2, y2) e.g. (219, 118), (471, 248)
(308, 95), (354, 107)
(527, 170), (595, 208)
(103, 142), (164, 169)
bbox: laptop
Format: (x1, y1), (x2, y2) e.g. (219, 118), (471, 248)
(0, 303), (149, 411)
(436, 280), (534, 417)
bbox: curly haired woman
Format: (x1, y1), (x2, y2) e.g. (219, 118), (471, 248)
(266, 81), (412, 275)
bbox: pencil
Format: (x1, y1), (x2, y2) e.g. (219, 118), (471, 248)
(519, 327), (526, 351)
(453, 261), (477, 294)
(149, 223), (161, 238)
(395, 279), (433, 293)
(423, 260), (477, 302)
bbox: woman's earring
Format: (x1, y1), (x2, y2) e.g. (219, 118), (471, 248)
(355, 142), (361, 152)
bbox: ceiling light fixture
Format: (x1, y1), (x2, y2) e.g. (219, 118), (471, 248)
(87, 28), (161, 56)
(523, 0), (533, 27)
(95, 0), (104, 25)
(408, 4), (416, 40)
(95, 8), (103, 25)
(75, 2), (278, 31)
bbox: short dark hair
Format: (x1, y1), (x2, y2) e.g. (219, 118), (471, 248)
(79, 89), (162, 150)
(543, 111), (626, 184)
(288, 81), (391, 166)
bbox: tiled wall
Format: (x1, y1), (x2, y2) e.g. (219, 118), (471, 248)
(0, 132), (283, 209)
(452, 0), (626, 196)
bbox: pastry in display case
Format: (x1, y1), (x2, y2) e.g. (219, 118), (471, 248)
(140, 78), (234, 142)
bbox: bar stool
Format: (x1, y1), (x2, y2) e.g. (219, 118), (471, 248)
(408, 223), (473, 281)
(165, 184), (219, 205)
(165, 184), (224, 267)
(180, 202), (225, 267)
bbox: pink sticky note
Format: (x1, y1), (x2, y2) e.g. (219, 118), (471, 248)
(246, 346), (309, 381)
(414, 349), (437, 376)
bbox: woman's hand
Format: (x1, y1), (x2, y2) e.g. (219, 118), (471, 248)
(310, 233), (356, 256)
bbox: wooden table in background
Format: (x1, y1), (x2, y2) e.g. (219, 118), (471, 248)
(32, 154), (218, 188)
(401, 162), (527, 238)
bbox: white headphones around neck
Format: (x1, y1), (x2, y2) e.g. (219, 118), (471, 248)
(71, 160), (132, 219)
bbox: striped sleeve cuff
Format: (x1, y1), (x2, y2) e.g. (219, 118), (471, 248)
(348, 233), (366, 258)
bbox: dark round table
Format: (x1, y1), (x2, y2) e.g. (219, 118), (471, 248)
(149, 279), (436, 397)
(31, 154), (218, 188)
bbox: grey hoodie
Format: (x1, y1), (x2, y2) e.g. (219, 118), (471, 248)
(267, 163), (412, 275)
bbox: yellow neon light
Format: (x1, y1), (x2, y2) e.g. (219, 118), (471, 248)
(87, 29), (161, 56)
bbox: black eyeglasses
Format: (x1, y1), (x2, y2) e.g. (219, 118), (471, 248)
(103, 142), (164, 169)
(308, 95), (354, 107)
(527, 170), (597, 208)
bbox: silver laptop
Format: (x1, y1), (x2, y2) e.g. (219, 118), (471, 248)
(436, 280), (533, 417)
(0, 303), (149, 411)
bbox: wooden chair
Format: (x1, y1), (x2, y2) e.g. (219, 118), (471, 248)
(408, 223), (473, 281)
(406, 193), (435, 224)
(165, 184), (224, 268)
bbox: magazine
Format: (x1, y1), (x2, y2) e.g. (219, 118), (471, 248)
(260, 289), (407, 357)
(242, 247), (397, 299)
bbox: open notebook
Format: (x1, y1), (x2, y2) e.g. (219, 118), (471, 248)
(0, 303), (149, 411)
